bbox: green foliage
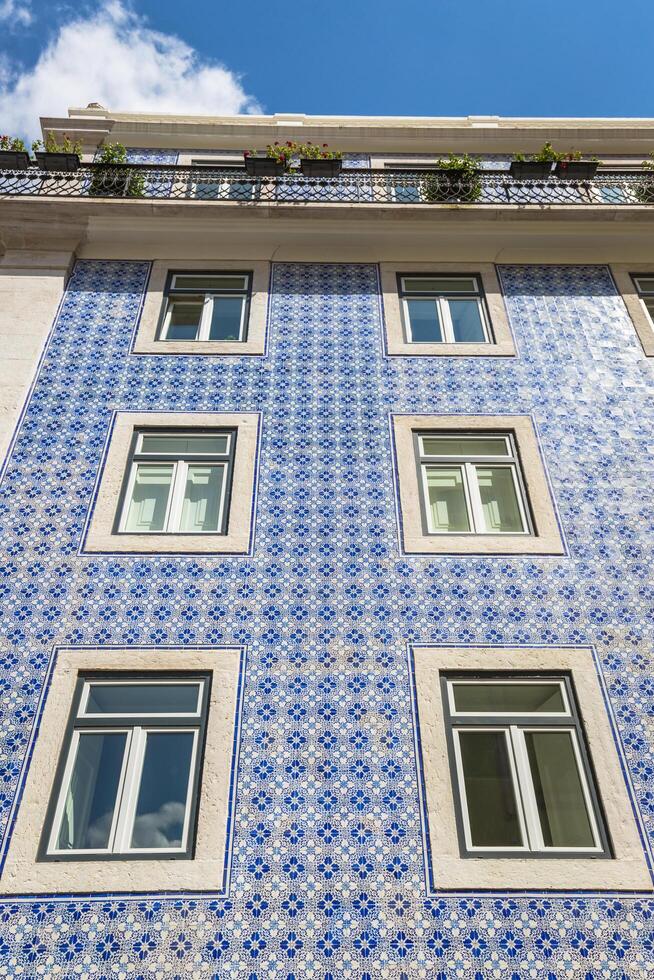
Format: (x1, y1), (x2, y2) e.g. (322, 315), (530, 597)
(96, 142), (128, 165)
(90, 142), (145, 198)
(423, 154), (482, 203)
(32, 131), (82, 156)
(0, 134), (27, 152)
(513, 143), (593, 164)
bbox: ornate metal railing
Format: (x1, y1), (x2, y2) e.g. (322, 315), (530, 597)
(1, 164), (653, 207)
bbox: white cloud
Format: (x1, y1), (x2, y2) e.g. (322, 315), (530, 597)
(0, 1), (261, 142)
(0, 0), (33, 26)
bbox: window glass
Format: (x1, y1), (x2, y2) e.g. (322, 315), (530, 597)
(634, 277), (654, 293)
(449, 299), (486, 342)
(458, 731), (523, 847)
(476, 467), (525, 533)
(85, 683), (201, 716)
(209, 296), (244, 341)
(524, 731), (595, 848)
(124, 464), (173, 532)
(425, 466), (470, 532)
(55, 732), (127, 851)
(403, 277), (479, 293)
(140, 434), (229, 455)
(179, 464), (225, 533)
(49, 677), (210, 857)
(452, 682), (566, 714)
(172, 275), (248, 291)
(644, 297), (654, 319)
(421, 436), (509, 457)
(406, 298), (442, 342)
(166, 300), (203, 341)
(130, 731), (195, 849)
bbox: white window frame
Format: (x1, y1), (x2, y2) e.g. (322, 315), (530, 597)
(79, 678), (204, 719)
(47, 726), (199, 857)
(400, 275), (491, 345)
(418, 433), (530, 536)
(447, 677), (604, 856)
(118, 430), (233, 535)
(447, 678), (571, 718)
(161, 274), (250, 343)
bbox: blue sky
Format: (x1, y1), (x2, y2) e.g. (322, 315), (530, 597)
(1, 0), (653, 141)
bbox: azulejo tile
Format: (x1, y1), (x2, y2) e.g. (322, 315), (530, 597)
(0, 259), (651, 976)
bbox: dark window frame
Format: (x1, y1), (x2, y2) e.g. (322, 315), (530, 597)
(440, 670), (612, 859)
(396, 272), (494, 345)
(38, 670), (212, 863)
(156, 269), (253, 342)
(113, 426), (237, 536)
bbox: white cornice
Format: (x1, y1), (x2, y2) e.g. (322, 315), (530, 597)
(38, 111), (654, 154)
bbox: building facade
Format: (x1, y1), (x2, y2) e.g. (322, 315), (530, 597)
(0, 109), (653, 976)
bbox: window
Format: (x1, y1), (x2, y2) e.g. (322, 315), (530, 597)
(159, 272), (251, 343)
(188, 159), (254, 201)
(632, 275), (654, 324)
(392, 415), (564, 555)
(417, 432), (530, 535)
(399, 274), (490, 344)
(443, 674), (608, 856)
(44, 673), (210, 859)
(118, 429), (235, 535)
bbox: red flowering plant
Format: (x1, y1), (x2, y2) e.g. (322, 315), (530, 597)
(244, 140), (342, 168)
(0, 134), (27, 152)
(244, 141), (298, 169)
(297, 141), (342, 160)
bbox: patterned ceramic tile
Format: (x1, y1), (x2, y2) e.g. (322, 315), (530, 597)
(0, 260), (652, 977)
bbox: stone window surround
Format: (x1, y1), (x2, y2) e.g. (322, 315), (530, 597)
(132, 260), (270, 356)
(611, 264), (654, 356)
(410, 644), (653, 892)
(81, 411), (261, 555)
(1, 646), (244, 896)
(391, 414), (565, 555)
(381, 263), (516, 357)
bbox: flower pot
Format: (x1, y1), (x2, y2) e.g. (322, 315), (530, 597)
(36, 152), (80, 172)
(244, 156), (285, 177)
(555, 160), (599, 180)
(300, 158), (342, 177)
(509, 160), (553, 178)
(0, 150), (30, 170)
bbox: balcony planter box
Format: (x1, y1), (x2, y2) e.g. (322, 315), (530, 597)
(35, 152), (80, 172)
(244, 156), (285, 177)
(300, 158), (343, 178)
(0, 150), (30, 170)
(554, 160), (599, 180)
(509, 160), (553, 178)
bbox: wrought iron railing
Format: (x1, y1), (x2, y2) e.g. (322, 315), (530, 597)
(1, 164), (653, 207)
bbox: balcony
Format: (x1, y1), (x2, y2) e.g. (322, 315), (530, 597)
(1, 163), (653, 208)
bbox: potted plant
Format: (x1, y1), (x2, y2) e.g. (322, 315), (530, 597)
(554, 150), (599, 180)
(510, 142), (559, 178)
(0, 135), (30, 170)
(299, 142), (343, 177)
(89, 142), (145, 197)
(423, 154), (482, 203)
(244, 141), (294, 176)
(33, 132), (82, 172)
(635, 155), (654, 203)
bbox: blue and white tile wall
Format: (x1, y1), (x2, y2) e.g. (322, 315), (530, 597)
(0, 260), (652, 977)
